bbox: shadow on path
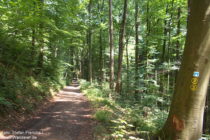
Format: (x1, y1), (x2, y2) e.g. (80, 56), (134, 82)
(3, 84), (94, 140)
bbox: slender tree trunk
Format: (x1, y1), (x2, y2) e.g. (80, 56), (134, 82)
(135, 0), (139, 97)
(158, 1), (210, 139)
(166, 0), (174, 94)
(144, 0), (150, 92)
(99, 0), (104, 84)
(162, 4), (168, 63)
(125, 37), (129, 92)
(71, 47), (75, 79)
(88, 0), (93, 83)
(174, 7), (181, 88)
(79, 51), (82, 79)
(32, 29), (35, 47)
(81, 46), (85, 79)
(99, 29), (103, 83)
(115, 0), (128, 93)
(176, 7), (181, 60)
(109, 0), (114, 90)
(75, 50), (80, 79)
(30, 1), (36, 66)
(31, 29), (36, 68)
(37, 0), (44, 72)
(160, 3), (169, 94)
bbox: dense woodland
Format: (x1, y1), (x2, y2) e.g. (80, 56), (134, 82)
(0, 0), (210, 140)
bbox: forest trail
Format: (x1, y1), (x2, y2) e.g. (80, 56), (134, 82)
(1, 83), (94, 140)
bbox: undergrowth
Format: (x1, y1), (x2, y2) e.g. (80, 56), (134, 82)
(0, 31), (66, 117)
(80, 79), (168, 140)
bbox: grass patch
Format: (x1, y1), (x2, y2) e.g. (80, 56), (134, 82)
(95, 110), (112, 123)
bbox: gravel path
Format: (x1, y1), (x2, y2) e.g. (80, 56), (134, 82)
(1, 84), (94, 140)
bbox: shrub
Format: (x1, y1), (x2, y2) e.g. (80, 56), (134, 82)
(95, 110), (112, 123)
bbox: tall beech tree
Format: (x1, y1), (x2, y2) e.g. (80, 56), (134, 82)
(98, 0), (105, 84)
(88, 0), (93, 83)
(135, 0), (139, 97)
(159, 0), (210, 139)
(109, 0), (114, 90)
(115, 0), (128, 93)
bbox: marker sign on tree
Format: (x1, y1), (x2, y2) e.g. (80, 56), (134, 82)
(190, 72), (199, 91)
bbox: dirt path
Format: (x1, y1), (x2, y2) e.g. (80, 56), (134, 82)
(1, 84), (94, 140)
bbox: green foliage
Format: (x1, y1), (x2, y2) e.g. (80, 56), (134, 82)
(0, 0), (79, 115)
(1, 0), (204, 138)
(202, 134), (210, 139)
(80, 80), (168, 139)
(95, 110), (112, 123)
(0, 97), (12, 108)
(80, 79), (91, 90)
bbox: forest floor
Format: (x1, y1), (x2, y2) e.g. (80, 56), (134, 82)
(0, 83), (95, 140)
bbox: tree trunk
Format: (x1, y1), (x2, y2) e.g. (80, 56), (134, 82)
(166, 1), (174, 94)
(125, 37), (130, 93)
(37, 0), (44, 73)
(115, 0), (128, 93)
(88, 0), (93, 83)
(135, 0), (139, 97)
(99, 0), (104, 84)
(159, 3), (169, 94)
(158, 1), (210, 139)
(174, 7), (181, 89)
(162, 4), (168, 63)
(30, 1), (36, 66)
(109, 0), (115, 90)
(32, 29), (35, 47)
(145, 0), (150, 86)
(99, 29), (103, 83)
(176, 7), (181, 60)
(70, 47), (75, 80)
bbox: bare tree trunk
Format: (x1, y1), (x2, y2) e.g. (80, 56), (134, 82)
(99, 0), (105, 84)
(99, 29), (103, 83)
(135, 0), (139, 97)
(125, 37), (130, 92)
(32, 29), (35, 47)
(174, 7), (181, 89)
(109, 0), (114, 90)
(70, 47), (75, 79)
(115, 0), (128, 93)
(166, 0), (174, 94)
(144, 0), (150, 93)
(158, 1), (210, 139)
(162, 4), (168, 63)
(37, 0), (44, 73)
(31, 1), (36, 48)
(88, 0), (93, 83)
(176, 7), (181, 60)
